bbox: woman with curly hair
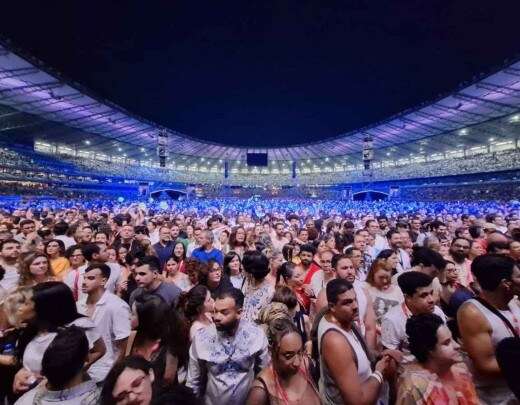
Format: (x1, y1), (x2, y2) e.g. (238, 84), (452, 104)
(246, 317), (320, 405)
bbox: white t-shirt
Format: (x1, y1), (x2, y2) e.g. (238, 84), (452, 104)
(23, 317), (100, 374)
(0, 261), (20, 292)
(77, 291), (131, 381)
(64, 262), (121, 304)
(381, 303), (447, 363)
(364, 284), (404, 325)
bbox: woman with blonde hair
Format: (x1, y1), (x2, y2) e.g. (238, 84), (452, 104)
(18, 252), (54, 287)
(2, 286), (34, 329)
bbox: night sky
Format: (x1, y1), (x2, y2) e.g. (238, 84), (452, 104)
(3, 1), (520, 147)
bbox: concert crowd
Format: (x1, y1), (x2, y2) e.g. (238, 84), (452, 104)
(0, 196), (519, 404)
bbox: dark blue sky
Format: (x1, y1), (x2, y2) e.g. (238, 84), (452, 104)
(3, 1), (520, 147)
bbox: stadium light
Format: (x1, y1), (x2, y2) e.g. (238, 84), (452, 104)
(84, 140), (91, 145)
(117, 147), (122, 152)
(459, 128), (468, 135)
(489, 137), (495, 142)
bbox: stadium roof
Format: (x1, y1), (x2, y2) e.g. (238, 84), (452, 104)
(1, 39), (520, 162)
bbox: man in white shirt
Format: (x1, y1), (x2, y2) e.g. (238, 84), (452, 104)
(310, 249), (335, 297)
(64, 243), (121, 305)
(78, 263), (131, 382)
(187, 288), (269, 405)
(365, 219), (388, 257)
(0, 239), (21, 291)
(381, 271), (447, 364)
(187, 227), (203, 257)
(386, 229), (411, 273)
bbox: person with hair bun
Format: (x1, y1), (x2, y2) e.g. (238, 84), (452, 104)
(397, 313), (478, 405)
(246, 318), (320, 405)
(179, 285), (214, 340)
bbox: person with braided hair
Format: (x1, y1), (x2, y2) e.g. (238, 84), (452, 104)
(246, 317), (320, 405)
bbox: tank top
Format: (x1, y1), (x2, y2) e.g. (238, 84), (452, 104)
(464, 299), (519, 405)
(317, 316), (372, 405)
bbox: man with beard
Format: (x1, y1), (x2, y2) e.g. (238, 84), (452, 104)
(270, 221), (289, 252)
(187, 288), (268, 405)
(458, 254), (520, 404)
(0, 239), (21, 291)
(299, 244), (320, 293)
(377, 215), (390, 236)
(387, 229), (411, 274)
(448, 237), (473, 288)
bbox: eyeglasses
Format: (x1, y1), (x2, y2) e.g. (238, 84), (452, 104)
(113, 375), (147, 402)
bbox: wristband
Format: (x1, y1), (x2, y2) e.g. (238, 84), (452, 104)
(370, 370), (383, 384)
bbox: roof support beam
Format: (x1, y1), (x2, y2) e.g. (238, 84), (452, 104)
(5, 93), (83, 108)
(503, 67), (520, 77)
(40, 102), (101, 119)
(431, 103), (490, 120)
(400, 116), (450, 133)
(476, 82), (520, 99)
(60, 110), (117, 125)
(0, 81), (62, 97)
(0, 67), (39, 80)
(454, 93), (517, 113)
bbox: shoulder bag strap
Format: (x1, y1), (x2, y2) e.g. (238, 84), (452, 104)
(475, 297), (519, 338)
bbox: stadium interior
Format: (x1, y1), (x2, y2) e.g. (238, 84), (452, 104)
(0, 40), (520, 202)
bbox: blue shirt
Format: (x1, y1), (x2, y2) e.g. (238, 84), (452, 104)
(191, 247), (224, 265)
(153, 241), (175, 269)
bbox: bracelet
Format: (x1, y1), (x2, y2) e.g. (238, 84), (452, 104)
(370, 370), (383, 384)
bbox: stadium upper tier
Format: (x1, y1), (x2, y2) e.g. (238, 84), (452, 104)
(1, 144), (520, 187)
(1, 38), (520, 171)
